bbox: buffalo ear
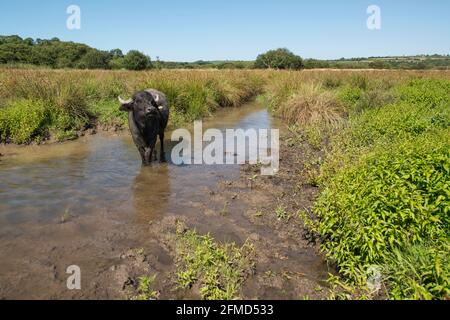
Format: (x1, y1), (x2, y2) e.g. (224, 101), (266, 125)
(119, 102), (134, 112)
(118, 96), (134, 112)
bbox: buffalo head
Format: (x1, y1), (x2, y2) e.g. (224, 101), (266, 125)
(118, 91), (162, 118)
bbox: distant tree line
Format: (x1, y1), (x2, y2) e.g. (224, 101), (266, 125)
(1, 35), (448, 70)
(157, 60), (254, 70)
(303, 56), (450, 70)
(0, 35), (152, 70)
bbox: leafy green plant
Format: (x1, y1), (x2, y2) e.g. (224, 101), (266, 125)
(316, 131), (449, 272)
(337, 85), (362, 108)
(383, 244), (450, 300)
(300, 78), (450, 299)
(0, 99), (50, 143)
(275, 204), (290, 221)
(88, 99), (128, 129)
(312, 78), (450, 299)
(174, 222), (255, 300)
(133, 275), (159, 300)
(397, 79), (450, 108)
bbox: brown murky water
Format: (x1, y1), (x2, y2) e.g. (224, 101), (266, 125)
(0, 102), (329, 299)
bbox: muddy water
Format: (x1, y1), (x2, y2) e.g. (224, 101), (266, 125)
(0, 102), (329, 299)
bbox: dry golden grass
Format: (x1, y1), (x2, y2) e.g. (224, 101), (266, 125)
(0, 68), (449, 144)
(277, 83), (345, 127)
(266, 69), (450, 125)
(0, 69), (267, 143)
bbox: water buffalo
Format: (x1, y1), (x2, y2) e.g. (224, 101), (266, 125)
(118, 89), (169, 164)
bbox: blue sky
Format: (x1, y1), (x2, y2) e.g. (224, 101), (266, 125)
(0, 0), (449, 61)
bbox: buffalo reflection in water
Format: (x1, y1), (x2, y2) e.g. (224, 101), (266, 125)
(131, 164), (171, 222)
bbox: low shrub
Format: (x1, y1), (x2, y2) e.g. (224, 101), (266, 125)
(349, 74), (369, 90)
(315, 130), (449, 280)
(175, 223), (255, 300)
(0, 99), (50, 143)
(397, 79), (450, 108)
(337, 85), (363, 108)
(313, 79), (450, 299)
(88, 99), (128, 130)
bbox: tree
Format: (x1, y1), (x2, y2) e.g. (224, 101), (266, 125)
(0, 35), (138, 69)
(123, 50), (152, 70)
(109, 57), (125, 69)
(303, 59), (330, 69)
(255, 48), (303, 70)
(109, 49), (124, 58)
(77, 50), (110, 69)
(369, 60), (390, 69)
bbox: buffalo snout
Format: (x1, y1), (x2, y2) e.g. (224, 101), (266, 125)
(146, 106), (159, 116)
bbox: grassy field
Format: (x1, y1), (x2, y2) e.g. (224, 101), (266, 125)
(1, 68), (449, 299)
(0, 69), (265, 143)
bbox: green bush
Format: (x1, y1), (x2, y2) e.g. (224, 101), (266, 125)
(315, 130), (449, 293)
(88, 99), (127, 129)
(322, 77), (342, 89)
(0, 82), (92, 143)
(337, 85), (362, 108)
(175, 223), (255, 300)
(397, 79), (450, 108)
(340, 101), (449, 151)
(123, 50), (152, 71)
(175, 84), (217, 120)
(255, 48), (303, 70)
(314, 79), (450, 299)
(0, 99), (50, 143)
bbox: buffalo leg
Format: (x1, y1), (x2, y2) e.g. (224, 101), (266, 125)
(138, 146), (147, 165)
(143, 147), (153, 165)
